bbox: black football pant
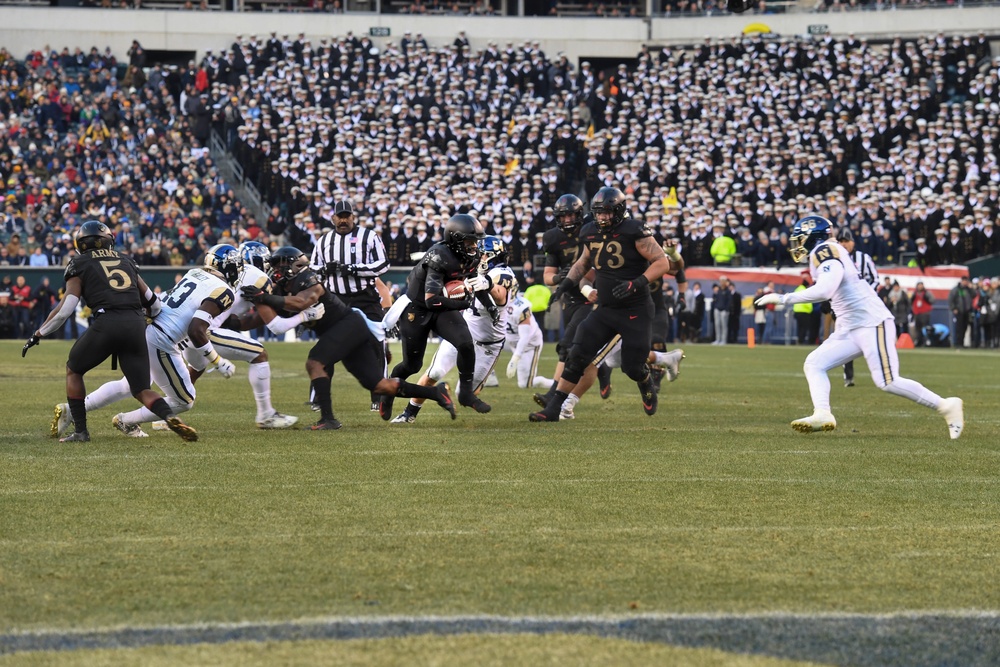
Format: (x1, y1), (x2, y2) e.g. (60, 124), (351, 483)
(556, 300), (593, 362)
(563, 301), (654, 385)
(309, 311), (384, 391)
(67, 311), (151, 396)
(392, 305), (475, 400)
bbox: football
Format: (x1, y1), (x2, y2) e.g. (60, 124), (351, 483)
(444, 280), (468, 298)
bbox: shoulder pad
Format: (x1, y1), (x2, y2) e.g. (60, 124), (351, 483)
(288, 268), (321, 294)
(622, 218), (653, 238)
(542, 227), (561, 246)
(811, 243), (841, 268)
(64, 255), (84, 281)
(423, 244), (453, 271)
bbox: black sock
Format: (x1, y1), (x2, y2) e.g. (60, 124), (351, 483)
(68, 397), (87, 433)
(546, 390), (569, 413)
(546, 379), (558, 396)
(406, 402), (423, 416)
(148, 398), (174, 421)
(311, 377), (334, 421)
(458, 372), (475, 404)
(398, 381), (438, 401)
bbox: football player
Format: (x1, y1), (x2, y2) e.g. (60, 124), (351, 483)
(503, 289), (551, 391)
(534, 194), (610, 407)
(72, 244), (245, 439)
(29, 220), (195, 443)
(755, 215), (964, 438)
(148, 241), (298, 431)
(530, 187), (671, 422)
(380, 213), (485, 420)
(240, 247), (456, 430)
(390, 235), (515, 423)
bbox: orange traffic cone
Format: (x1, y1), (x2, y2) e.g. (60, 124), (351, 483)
(896, 332), (915, 349)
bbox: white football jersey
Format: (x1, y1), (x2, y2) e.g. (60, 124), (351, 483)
(808, 240), (891, 331)
(504, 294), (541, 346)
(465, 266), (517, 342)
(154, 268), (236, 345)
(210, 264), (270, 327)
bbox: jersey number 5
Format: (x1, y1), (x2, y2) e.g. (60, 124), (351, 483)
(99, 260), (133, 291)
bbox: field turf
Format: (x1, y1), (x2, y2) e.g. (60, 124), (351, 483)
(1, 339), (998, 665)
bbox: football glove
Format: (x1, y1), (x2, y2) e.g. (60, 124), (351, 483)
(21, 332), (41, 357)
(553, 265), (571, 283)
(301, 303), (325, 322)
(241, 285), (266, 304)
(551, 277), (576, 306)
(611, 275), (649, 299)
(464, 274), (493, 292)
(487, 304), (502, 326)
(215, 357), (236, 379)
(754, 293), (783, 307)
(506, 355), (520, 379)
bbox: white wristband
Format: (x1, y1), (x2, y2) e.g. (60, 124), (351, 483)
(193, 341), (220, 364)
(580, 285), (595, 299)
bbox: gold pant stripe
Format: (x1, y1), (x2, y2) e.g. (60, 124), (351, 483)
(591, 334), (622, 366)
(876, 322), (893, 385)
(158, 349), (195, 404)
(209, 330), (265, 355)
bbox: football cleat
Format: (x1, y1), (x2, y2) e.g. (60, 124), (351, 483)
(257, 412), (299, 429)
(310, 418), (343, 431)
(51, 403), (73, 438)
(464, 397), (491, 414)
(483, 371), (500, 388)
(660, 349), (685, 383)
(844, 379), (855, 388)
(165, 417), (199, 442)
(390, 412), (416, 424)
(532, 392), (551, 408)
(59, 431), (90, 443)
(370, 401), (380, 412)
(790, 410), (837, 433)
(378, 393), (395, 422)
(436, 382), (457, 420)
(528, 409), (560, 423)
(649, 366), (665, 391)
(598, 364), (612, 399)
(113, 414), (149, 438)
(638, 379), (658, 416)
(151, 420), (170, 431)
(559, 405), (576, 420)
(305, 401), (321, 412)
(938, 397), (964, 440)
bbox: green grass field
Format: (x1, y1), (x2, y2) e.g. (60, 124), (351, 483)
(1, 339), (998, 666)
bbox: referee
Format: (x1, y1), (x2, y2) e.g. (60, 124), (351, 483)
(311, 199), (389, 320)
(310, 199), (390, 409)
(836, 227), (879, 387)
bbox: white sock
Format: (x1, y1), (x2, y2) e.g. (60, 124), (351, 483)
(532, 375), (551, 388)
(562, 393), (580, 411)
(882, 377), (942, 410)
(409, 399), (421, 408)
(249, 361), (274, 420)
(803, 361), (832, 413)
(85, 377), (132, 412)
(120, 397), (190, 425)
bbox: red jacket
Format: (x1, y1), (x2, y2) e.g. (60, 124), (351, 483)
(911, 289), (934, 316)
(10, 284), (33, 309)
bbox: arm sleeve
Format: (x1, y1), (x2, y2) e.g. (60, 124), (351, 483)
(514, 322), (532, 357)
(37, 294), (80, 337)
(782, 261), (844, 306)
(266, 311), (307, 335)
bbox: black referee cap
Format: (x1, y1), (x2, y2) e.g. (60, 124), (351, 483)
(836, 227), (854, 243)
(334, 200), (355, 216)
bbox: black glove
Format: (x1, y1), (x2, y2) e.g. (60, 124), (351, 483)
(241, 285), (267, 304)
(554, 265), (570, 283)
(552, 277), (576, 303)
(487, 304), (502, 326)
(22, 333), (41, 358)
(612, 275), (649, 300)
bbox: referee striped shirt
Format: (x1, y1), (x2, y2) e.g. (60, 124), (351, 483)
(849, 249), (879, 290)
(310, 226), (389, 295)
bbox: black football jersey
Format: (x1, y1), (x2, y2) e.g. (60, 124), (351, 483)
(542, 227), (587, 305)
(283, 267), (353, 334)
(405, 242), (479, 307)
(64, 249), (143, 312)
(580, 217), (655, 308)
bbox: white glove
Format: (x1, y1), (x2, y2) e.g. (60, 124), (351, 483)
(464, 274), (493, 292)
(755, 293), (783, 307)
(148, 297), (162, 318)
(215, 356), (236, 379)
(506, 355), (520, 379)
(302, 303), (325, 322)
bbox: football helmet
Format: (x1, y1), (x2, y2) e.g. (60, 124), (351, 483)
(443, 213), (484, 259)
(239, 241), (271, 272)
(789, 215), (833, 263)
(74, 220), (115, 252)
(203, 244), (243, 286)
(590, 187), (628, 233)
(268, 246), (310, 289)
(553, 194), (584, 234)
(479, 235), (509, 270)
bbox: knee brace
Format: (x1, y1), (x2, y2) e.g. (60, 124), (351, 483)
(562, 354), (587, 385)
